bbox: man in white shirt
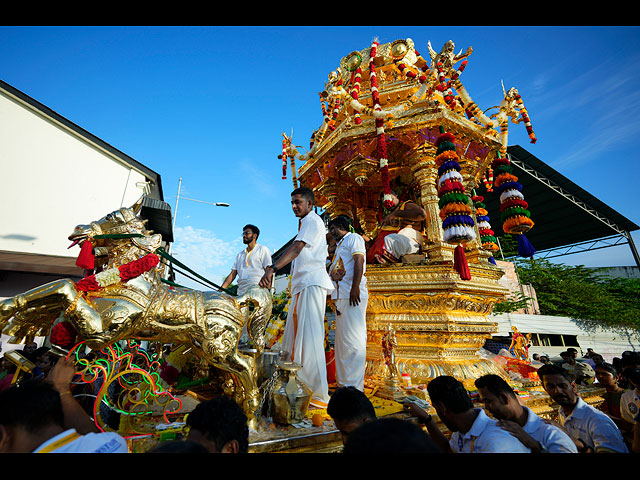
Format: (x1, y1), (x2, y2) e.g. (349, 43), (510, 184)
(474, 374), (577, 452)
(404, 375), (531, 453)
(538, 364), (629, 453)
(259, 187), (334, 408)
(222, 224), (272, 296)
(327, 216), (368, 392)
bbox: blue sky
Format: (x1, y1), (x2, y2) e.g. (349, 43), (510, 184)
(2, 26), (639, 288)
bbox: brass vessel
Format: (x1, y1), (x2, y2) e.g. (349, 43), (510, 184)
(266, 361), (313, 425)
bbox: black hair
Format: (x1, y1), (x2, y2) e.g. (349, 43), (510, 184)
(0, 379), (64, 432)
(595, 362), (618, 377)
(243, 224), (260, 238)
(622, 367), (640, 387)
(426, 375), (474, 414)
(186, 396), (249, 453)
(343, 418), (441, 454)
(537, 364), (573, 383)
(620, 353), (640, 369)
(33, 346), (50, 359)
(291, 186), (315, 204)
(147, 440), (209, 453)
(474, 374), (517, 399)
(328, 215), (352, 233)
(327, 386), (376, 423)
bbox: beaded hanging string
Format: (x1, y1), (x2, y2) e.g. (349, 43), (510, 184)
(435, 126), (475, 280)
(492, 152), (536, 257)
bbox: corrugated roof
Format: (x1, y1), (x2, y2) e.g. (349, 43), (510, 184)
(481, 145), (639, 253)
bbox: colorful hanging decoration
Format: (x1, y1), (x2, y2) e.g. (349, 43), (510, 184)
(514, 92), (537, 144)
(492, 152), (536, 257)
(435, 126), (475, 280)
(482, 167), (494, 192)
(472, 195), (499, 252)
(350, 67), (362, 125)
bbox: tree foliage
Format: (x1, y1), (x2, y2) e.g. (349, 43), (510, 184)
(513, 258), (640, 334)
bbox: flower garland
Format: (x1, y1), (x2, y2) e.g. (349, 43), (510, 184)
(514, 93), (536, 144)
(369, 39), (393, 208)
(50, 321), (78, 350)
(472, 195), (499, 252)
(75, 253), (160, 292)
(435, 62), (458, 110)
(492, 152), (536, 257)
(435, 127), (475, 280)
(350, 67), (362, 125)
(482, 167), (494, 192)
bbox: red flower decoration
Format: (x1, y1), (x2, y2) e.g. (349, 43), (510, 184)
(50, 321), (78, 349)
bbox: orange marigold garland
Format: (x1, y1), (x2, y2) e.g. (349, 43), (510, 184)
(435, 127), (475, 280)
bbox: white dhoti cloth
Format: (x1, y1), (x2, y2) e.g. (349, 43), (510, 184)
(383, 227), (422, 259)
(281, 285), (330, 407)
(334, 297), (368, 391)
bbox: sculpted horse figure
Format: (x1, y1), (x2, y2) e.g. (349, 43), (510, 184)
(0, 201), (272, 420)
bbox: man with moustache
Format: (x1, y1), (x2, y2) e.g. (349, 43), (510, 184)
(259, 187), (334, 408)
(221, 224), (272, 296)
(474, 374), (577, 453)
(537, 364), (628, 453)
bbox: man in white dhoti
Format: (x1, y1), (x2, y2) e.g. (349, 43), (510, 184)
(328, 216), (368, 392)
(222, 224), (272, 296)
(259, 187), (334, 408)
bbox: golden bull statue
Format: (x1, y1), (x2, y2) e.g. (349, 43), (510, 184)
(0, 201), (272, 421)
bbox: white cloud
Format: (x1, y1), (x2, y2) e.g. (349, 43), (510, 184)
(169, 225), (241, 290)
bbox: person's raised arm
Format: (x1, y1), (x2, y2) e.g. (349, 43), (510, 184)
(48, 357), (99, 434)
(403, 400), (451, 453)
(259, 241), (306, 289)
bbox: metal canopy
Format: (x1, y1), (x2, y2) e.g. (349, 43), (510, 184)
(482, 145), (640, 265)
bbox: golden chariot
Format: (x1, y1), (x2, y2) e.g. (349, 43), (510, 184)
(282, 37), (538, 393)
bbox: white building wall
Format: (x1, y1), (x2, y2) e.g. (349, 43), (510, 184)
(0, 88), (150, 259)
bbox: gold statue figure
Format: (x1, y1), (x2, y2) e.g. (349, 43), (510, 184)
(0, 200), (272, 421)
